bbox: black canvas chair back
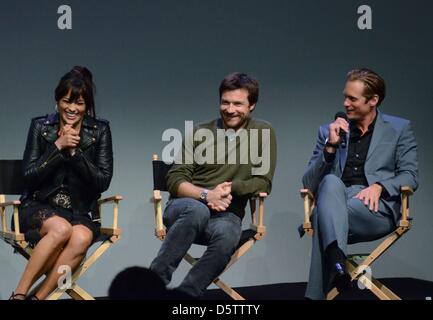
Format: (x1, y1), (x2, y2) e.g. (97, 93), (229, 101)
(0, 160), (24, 195)
(152, 160), (173, 192)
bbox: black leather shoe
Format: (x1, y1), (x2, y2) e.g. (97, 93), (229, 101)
(329, 262), (352, 292)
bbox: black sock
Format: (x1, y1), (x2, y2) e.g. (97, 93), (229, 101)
(326, 241), (346, 267)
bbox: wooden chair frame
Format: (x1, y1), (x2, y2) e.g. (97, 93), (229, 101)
(1, 191), (122, 300)
(300, 186), (414, 300)
(152, 154), (267, 300)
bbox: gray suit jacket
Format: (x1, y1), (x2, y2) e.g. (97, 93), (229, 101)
(302, 111), (419, 223)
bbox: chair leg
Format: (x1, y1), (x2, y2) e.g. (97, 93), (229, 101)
(47, 236), (119, 300)
(183, 253), (246, 300)
(326, 287), (340, 300)
(47, 283), (95, 300)
(183, 252), (198, 266)
(12, 241), (32, 259)
(182, 239), (256, 300)
(211, 240), (255, 300)
(66, 284), (95, 300)
(347, 257), (401, 300)
(72, 237), (118, 280)
(327, 258), (387, 300)
(350, 233), (401, 280)
(350, 257), (400, 300)
(327, 231), (405, 300)
(46, 287), (63, 300)
(222, 239), (255, 273)
(4, 235), (119, 300)
(370, 277), (401, 300)
(357, 275), (401, 300)
(213, 278), (245, 300)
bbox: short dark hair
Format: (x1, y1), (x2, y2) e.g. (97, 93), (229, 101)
(55, 66), (96, 117)
(219, 72), (259, 106)
(346, 68), (386, 106)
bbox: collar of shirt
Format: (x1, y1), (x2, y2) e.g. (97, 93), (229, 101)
(350, 112), (378, 136)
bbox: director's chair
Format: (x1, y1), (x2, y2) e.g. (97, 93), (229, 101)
(0, 160), (122, 300)
(151, 154), (267, 300)
(300, 186), (414, 300)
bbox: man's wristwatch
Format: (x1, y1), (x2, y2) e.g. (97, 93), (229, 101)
(199, 189), (209, 204)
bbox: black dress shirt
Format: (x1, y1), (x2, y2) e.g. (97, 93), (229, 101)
(341, 116), (377, 187)
(323, 114), (377, 187)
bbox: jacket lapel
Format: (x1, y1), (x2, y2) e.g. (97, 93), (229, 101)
(40, 113), (97, 151)
(79, 129), (96, 151)
(79, 116), (98, 151)
(41, 113), (60, 143)
(366, 111), (385, 161)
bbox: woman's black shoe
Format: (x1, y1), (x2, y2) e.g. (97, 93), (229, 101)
(9, 292), (27, 300)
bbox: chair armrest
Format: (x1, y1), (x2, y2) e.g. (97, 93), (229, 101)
(0, 200), (21, 208)
(97, 195), (123, 205)
(0, 231), (25, 241)
(153, 190), (166, 240)
(100, 227), (122, 237)
(0, 197), (22, 235)
(401, 186), (414, 196)
(399, 186), (414, 228)
(249, 193), (267, 240)
(258, 192), (268, 199)
(300, 189), (314, 201)
(97, 194), (123, 230)
(300, 189), (315, 236)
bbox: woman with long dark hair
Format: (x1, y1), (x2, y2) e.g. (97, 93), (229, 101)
(9, 66), (113, 300)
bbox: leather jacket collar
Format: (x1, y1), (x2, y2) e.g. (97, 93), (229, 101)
(40, 113), (98, 151)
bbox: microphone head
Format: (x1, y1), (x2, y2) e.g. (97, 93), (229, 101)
(334, 111), (348, 121)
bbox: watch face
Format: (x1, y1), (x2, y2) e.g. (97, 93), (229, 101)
(200, 190), (208, 202)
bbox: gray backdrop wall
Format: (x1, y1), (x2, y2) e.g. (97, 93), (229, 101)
(1, 0), (432, 299)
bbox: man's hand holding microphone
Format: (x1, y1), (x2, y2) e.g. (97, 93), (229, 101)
(326, 112), (349, 153)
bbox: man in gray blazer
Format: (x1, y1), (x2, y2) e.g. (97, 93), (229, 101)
(302, 68), (419, 300)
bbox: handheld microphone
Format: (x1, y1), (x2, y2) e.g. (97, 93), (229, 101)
(334, 112), (348, 148)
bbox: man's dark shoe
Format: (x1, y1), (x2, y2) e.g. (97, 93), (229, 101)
(329, 262), (352, 292)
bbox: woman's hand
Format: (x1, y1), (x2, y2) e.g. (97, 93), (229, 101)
(55, 124), (80, 155)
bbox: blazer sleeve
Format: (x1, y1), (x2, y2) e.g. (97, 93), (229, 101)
(378, 121), (419, 197)
(302, 124), (335, 193)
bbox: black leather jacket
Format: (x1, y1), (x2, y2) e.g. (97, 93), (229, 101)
(21, 113), (113, 218)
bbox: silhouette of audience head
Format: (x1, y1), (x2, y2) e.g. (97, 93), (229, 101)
(108, 266), (194, 300)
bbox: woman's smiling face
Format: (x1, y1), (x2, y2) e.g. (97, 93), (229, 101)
(58, 89), (86, 128)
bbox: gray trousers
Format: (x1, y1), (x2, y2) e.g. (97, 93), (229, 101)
(305, 174), (396, 300)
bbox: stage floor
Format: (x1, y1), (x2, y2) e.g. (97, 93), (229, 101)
(203, 278), (433, 300)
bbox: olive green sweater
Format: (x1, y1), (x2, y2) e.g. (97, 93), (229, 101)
(166, 118), (277, 219)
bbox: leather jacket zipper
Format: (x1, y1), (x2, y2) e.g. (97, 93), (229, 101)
(39, 149), (59, 169)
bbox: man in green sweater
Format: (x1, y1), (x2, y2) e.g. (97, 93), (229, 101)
(150, 72), (277, 298)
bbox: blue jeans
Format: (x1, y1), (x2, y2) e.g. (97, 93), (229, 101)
(150, 198), (242, 298)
